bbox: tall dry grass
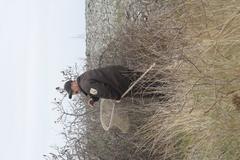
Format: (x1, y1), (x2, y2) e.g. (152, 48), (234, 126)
(47, 1), (240, 159)
(127, 0), (240, 160)
(97, 0), (240, 159)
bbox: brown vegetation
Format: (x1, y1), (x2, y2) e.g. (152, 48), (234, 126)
(45, 0), (240, 160)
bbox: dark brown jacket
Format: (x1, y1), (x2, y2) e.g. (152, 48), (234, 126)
(77, 65), (133, 101)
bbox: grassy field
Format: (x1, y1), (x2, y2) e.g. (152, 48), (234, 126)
(83, 0), (240, 159)
(135, 1), (240, 159)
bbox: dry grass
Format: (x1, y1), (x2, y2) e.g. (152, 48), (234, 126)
(129, 0), (240, 160)
(48, 1), (240, 159)
(96, 0), (240, 159)
(84, 0), (240, 159)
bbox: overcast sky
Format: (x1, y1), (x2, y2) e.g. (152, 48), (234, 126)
(0, 0), (86, 160)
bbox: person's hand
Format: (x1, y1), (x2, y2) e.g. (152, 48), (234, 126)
(87, 98), (95, 107)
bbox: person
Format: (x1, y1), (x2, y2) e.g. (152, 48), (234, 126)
(64, 65), (135, 107)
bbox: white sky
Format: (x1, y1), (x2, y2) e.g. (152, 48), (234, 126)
(0, 0), (86, 160)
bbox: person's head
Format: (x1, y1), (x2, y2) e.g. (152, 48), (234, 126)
(64, 80), (80, 99)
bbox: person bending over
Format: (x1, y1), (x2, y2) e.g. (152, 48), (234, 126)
(64, 65), (134, 107)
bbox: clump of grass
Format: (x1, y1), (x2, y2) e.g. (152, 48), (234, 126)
(138, 107), (240, 159)
(133, 0), (240, 159)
